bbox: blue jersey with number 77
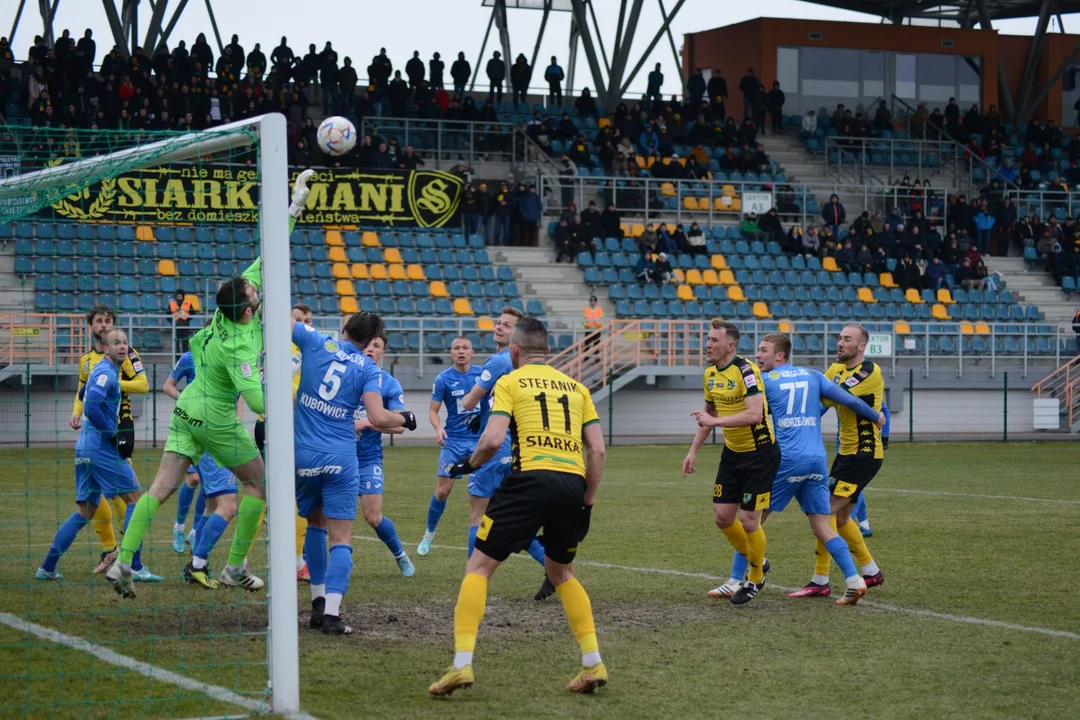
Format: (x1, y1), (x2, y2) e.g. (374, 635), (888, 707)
(291, 323), (383, 454)
(763, 364), (879, 465)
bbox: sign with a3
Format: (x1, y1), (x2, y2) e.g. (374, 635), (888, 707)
(866, 333), (893, 358)
(741, 192), (773, 215)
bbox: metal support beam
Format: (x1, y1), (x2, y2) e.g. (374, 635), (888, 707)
(1023, 36), (1080, 124)
(976, 0), (1015, 122)
(156, 0), (188, 52)
(37, 0), (58, 46)
(657, 0), (684, 97)
(567, 13), (578, 99)
(101, 0), (127, 56)
(123, 0), (138, 54)
(1016, 0), (1053, 121)
(9, 0), (27, 48)
(469, 7), (496, 92)
(528, 0), (552, 77)
(142, 0), (168, 55)
(609, 0), (628, 89)
(586, 0), (611, 77)
(570, 0), (608, 107)
(203, 0), (224, 56)
(618, 0), (687, 98)
(493, 0), (512, 92)
(607, 0), (645, 110)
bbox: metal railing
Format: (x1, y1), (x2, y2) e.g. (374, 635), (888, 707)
(1031, 356), (1080, 428)
(358, 117), (529, 171)
(1001, 187), (1080, 221)
(823, 136), (977, 193)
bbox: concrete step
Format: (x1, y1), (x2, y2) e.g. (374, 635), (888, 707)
(491, 245), (614, 320)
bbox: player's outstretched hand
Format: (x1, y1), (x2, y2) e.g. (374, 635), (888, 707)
(681, 452), (696, 477)
(69, 413), (82, 430)
(466, 413), (482, 434)
(399, 411), (418, 431)
(447, 458), (475, 478)
(690, 410), (718, 428)
(288, 169), (316, 217)
(577, 504), (593, 541)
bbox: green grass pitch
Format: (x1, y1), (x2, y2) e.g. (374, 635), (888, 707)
(0, 442), (1078, 719)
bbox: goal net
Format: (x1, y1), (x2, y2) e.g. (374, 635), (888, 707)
(0, 116), (299, 718)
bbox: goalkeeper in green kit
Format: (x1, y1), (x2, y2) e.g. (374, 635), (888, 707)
(107, 170), (315, 599)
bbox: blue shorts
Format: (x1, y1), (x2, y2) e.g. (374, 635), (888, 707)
(295, 448), (359, 521)
(468, 446), (512, 498)
(770, 458), (831, 515)
(75, 449), (139, 504)
(438, 437), (478, 477)
(196, 454), (237, 497)
(358, 463), (384, 495)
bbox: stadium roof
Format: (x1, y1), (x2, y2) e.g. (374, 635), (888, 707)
(801, 0), (1080, 23)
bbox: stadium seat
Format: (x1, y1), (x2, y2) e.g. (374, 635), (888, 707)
(453, 298), (473, 315)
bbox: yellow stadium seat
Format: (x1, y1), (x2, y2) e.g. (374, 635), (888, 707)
(905, 288), (923, 304)
(960, 323), (975, 335)
(597, 116), (611, 129)
(683, 197), (699, 211)
(339, 297), (359, 314)
(335, 279), (355, 296)
(453, 298), (473, 315)
(778, 321), (792, 333)
(325, 230), (344, 247)
(937, 288), (954, 304)
(430, 281), (450, 298)
(728, 286), (746, 302)
(351, 263), (369, 279)
(629, 223), (645, 238)
(894, 321), (911, 334)
(361, 231), (380, 247)
(974, 322), (990, 335)
(880, 272), (898, 288)
(477, 315), (494, 331)
(634, 155), (647, 168)
(388, 264), (407, 280)
(136, 226), (154, 241)
(184, 294), (201, 311)
(368, 264), (388, 280)
(406, 264), (426, 280)
(685, 269), (703, 285)
(621, 222), (632, 237)
(718, 270), (736, 285)
(728, 198), (741, 212)
(701, 269), (720, 285)
(328, 246), (347, 263)
(672, 269), (685, 284)
(931, 303), (951, 320)
(710, 254), (728, 270)
(713, 197), (730, 211)
(332, 262), (350, 279)
(645, 156), (657, 168)
(857, 287), (876, 303)
(660, 182), (676, 197)
(822, 256), (839, 272)
(676, 157), (687, 167)
(384, 247), (402, 264)
(721, 184), (737, 196)
(677, 284), (694, 301)
(752, 301), (771, 318)
(158, 259), (177, 276)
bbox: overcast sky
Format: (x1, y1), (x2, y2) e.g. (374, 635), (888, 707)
(0, 0), (1073, 94)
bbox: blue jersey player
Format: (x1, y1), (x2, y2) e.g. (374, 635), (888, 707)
(37, 330), (160, 582)
(292, 312), (417, 635)
(417, 336), (482, 556)
(353, 335), (415, 577)
(712, 333), (885, 605)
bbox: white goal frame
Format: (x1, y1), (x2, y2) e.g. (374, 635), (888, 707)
(0, 113), (300, 714)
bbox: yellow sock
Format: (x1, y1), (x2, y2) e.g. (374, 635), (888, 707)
(814, 516), (837, 576)
(295, 510), (308, 558)
(746, 526), (767, 584)
(110, 497), (126, 529)
(556, 577), (599, 656)
(838, 519), (874, 568)
(453, 573), (488, 653)
(91, 500), (116, 551)
(720, 520), (750, 556)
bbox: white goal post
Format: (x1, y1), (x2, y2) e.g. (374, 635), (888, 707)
(0, 113), (300, 714)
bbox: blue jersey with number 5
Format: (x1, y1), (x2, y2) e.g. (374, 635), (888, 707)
(291, 323), (383, 453)
(763, 365), (878, 464)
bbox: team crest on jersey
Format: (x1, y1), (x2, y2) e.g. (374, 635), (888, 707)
(707, 378), (715, 390)
(480, 370), (491, 382)
(325, 340), (339, 353)
(95, 374), (108, 387)
(769, 371), (780, 380)
(742, 492), (753, 505)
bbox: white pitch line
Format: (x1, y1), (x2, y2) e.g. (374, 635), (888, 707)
(0, 613), (320, 720)
(359, 537), (1080, 641)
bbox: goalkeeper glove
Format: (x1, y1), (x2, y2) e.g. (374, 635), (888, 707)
(578, 504), (593, 542)
(399, 411), (418, 431)
(466, 413), (482, 434)
(288, 169), (315, 218)
(446, 458), (475, 478)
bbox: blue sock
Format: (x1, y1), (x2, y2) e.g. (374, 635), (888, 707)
(467, 525), (478, 557)
(42, 512), (89, 572)
(730, 550), (749, 581)
(194, 514), (208, 543)
(374, 516), (405, 558)
(194, 513), (230, 563)
(305, 526), (329, 586)
(326, 544), (353, 597)
(123, 502), (143, 571)
(193, 489), (206, 520)
(426, 495), (447, 534)
(175, 483), (196, 526)
(826, 536), (859, 580)
(525, 537), (546, 565)
(853, 494), (868, 523)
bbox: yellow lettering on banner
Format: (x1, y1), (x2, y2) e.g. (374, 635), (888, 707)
(191, 180), (222, 209)
(118, 177), (142, 207)
(307, 182), (329, 211)
(142, 178), (159, 207)
(226, 181), (256, 208)
(161, 179), (189, 208)
(390, 185), (405, 212)
(360, 184), (386, 212)
(331, 182), (356, 211)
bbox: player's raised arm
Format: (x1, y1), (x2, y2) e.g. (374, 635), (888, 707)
(815, 371), (883, 426)
(466, 412), (509, 470)
(163, 375), (181, 399)
(460, 382), (487, 411)
(119, 349), (148, 395)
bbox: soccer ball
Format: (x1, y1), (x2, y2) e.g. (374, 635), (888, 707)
(316, 116), (356, 156)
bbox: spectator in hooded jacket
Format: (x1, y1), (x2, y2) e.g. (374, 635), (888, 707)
(738, 68), (758, 120)
(973, 202), (996, 255)
(518, 184), (543, 246)
(510, 55), (531, 104)
(765, 81), (785, 135)
(822, 194), (846, 237)
(451, 52), (471, 93)
(486, 51), (506, 103)
(545, 56), (565, 106)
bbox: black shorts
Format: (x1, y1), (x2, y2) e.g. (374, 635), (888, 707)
(115, 415), (135, 460)
(474, 469), (587, 565)
(829, 454), (883, 503)
(254, 418), (265, 455)
(714, 444), (781, 511)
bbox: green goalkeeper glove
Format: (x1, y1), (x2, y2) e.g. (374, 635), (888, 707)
(288, 169), (315, 218)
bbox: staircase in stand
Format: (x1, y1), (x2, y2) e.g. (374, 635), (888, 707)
(492, 246), (615, 319)
(1031, 356), (1080, 431)
(988, 257), (1076, 324)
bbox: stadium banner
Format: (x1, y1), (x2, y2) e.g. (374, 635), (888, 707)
(40, 165), (463, 228)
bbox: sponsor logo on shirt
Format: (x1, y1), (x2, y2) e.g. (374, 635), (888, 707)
(95, 374), (109, 387)
(480, 370), (491, 382)
(297, 465), (343, 477)
(240, 361), (253, 378)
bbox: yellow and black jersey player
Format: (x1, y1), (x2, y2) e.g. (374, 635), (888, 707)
(431, 316), (609, 697)
(682, 320), (780, 606)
